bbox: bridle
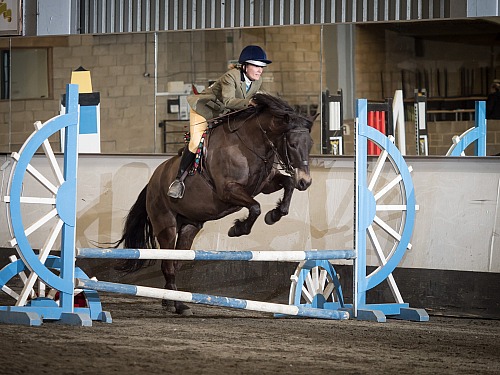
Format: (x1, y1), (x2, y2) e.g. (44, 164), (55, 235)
(227, 109), (310, 176)
(279, 128), (310, 174)
(256, 116), (310, 176)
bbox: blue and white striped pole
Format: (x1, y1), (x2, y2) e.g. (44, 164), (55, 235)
(76, 278), (350, 320)
(76, 248), (356, 262)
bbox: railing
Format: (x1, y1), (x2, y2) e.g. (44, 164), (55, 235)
(76, 0), (458, 34)
(158, 120), (187, 154)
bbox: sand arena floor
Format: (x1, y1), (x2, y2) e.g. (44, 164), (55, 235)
(0, 294), (499, 375)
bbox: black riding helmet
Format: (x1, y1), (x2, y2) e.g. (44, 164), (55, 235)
(238, 45), (272, 67)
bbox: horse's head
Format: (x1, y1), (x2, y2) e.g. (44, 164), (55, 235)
(279, 113), (315, 191)
(248, 94), (315, 191)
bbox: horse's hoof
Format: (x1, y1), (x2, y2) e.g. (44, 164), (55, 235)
(228, 227), (237, 237)
(176, 303), (193, 316)
(179, 307), (193, 316)
(264, 210), (283, 225)
(264, 211), (278, 225)
(162, 300), (177, 313)
(228, 222), (251, 237)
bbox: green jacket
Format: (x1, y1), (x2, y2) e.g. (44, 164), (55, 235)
(187, 68), (263, 120)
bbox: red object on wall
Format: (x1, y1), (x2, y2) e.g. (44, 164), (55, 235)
(367, 111), (386, 156)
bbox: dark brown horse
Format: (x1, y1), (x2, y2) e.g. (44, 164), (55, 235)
(116, 93), (314, 314)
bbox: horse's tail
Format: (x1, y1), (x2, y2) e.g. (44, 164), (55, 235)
(114, 184), (156, 272)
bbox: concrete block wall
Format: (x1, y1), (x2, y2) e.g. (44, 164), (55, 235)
(427, 119), (500, 156)
(0, 37), (68, 152)
(0, 26), (322, 154)
(158, 26), (323, 153)
(0, 34), (158, 153)
(354, 25), (386, 101)
(0, 25), (498, 156)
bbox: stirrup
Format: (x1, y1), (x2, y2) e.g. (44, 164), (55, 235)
(167, 179), (185, 199)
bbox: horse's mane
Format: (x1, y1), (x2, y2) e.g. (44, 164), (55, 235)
(229, 93), (312, 133)
(252, 93), (295, 116)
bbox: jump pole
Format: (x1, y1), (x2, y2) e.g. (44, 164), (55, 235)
(351, 99), (427, 322)
(74, 249), (355, 321)
(0, 84), (92, 326)
(76, 278), (349, 320)
(76, 248), (356, 261)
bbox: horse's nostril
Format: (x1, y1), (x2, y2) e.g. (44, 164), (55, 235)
(296, 178), (311, 191)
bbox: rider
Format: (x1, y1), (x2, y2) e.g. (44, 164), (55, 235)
(167, 45), (272, 198)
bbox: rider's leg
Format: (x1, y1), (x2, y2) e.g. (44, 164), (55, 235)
(166, 146), (196, 198)
(167, 110), (207, 198)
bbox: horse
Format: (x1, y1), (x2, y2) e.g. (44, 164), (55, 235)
(116, 93), (315, 315)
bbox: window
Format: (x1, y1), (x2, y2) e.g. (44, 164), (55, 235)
(1, 48), (50, 100)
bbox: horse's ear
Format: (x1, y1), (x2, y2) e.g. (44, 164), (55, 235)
(309, 113), (319, 123)
(305, 113), (318, 131)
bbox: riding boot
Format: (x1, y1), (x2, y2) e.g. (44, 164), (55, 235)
(167, 148), (196, 198)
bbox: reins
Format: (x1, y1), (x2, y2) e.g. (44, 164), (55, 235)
(206, 107), (249, 128)
(256, 117), (295, 175)
(237, 114), (308, 177)
(203, 105), (309, 177)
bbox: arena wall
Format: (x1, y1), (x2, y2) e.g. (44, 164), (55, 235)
(1, 152), (499, 270)
(2, 152), (499, 317)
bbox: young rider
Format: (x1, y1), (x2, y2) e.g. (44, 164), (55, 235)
(167, 45), (272, 198)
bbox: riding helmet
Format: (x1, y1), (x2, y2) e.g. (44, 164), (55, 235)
(238, 45), (272, 67)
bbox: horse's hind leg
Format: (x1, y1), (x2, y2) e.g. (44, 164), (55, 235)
(160, 259), (188, 314)
(158, 224), (201, 316)
(156, 227), (184, 314)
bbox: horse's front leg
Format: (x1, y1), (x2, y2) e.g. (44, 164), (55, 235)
(222, 181), (262, 237)
(261, 172), (295, 225)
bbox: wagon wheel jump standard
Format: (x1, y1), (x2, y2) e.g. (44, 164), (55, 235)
(0, 84), (110, 326)
(446, 101), (486, 157)
(289, 99), (428, 322)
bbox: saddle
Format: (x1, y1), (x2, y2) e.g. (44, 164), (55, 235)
(184, 109), (246, 175)
(182, 119), (219, 176)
